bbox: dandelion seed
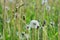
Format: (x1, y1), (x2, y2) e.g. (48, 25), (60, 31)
(46, 5), (50, 11)
(41, 0), (48, 5)
(5, 6), (10, 11)
(26, 25), (30, 30)
(50, 21), (55, 26)
(25, 34), (30, 39)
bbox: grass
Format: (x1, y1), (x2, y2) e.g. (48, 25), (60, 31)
(0, 0), (59, 40)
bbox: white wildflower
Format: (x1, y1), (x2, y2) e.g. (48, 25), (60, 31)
(46, 5), (50, 11)
(41, 0), (48, 5)
(29, 20), (39, 29)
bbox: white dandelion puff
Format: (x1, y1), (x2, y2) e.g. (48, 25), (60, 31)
(29, 20), (39, 29)
(41, 0), (48, 5)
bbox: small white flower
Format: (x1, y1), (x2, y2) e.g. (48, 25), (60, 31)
(46, 5), (50, 11)
(5, 6), (10, 11)
(41, 0), (48, 5)
(29, 20), (39, 29)
(50, 21), (55, 26)
(25, 34), (29, 39)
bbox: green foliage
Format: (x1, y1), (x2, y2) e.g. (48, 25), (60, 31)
(0, 17), (3, 33)
(0, 4), (2, 14)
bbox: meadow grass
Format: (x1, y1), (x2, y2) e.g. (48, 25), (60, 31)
(0, 0), (59, 40)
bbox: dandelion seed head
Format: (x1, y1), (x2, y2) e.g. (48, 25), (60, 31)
(41, 0), (48, 5)
(29, 20), (39, 29)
